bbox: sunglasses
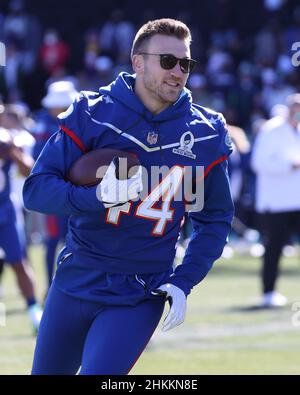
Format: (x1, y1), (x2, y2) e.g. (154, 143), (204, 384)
(138, 53), (197, 73)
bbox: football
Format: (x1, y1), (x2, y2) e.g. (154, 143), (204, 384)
(67, 148), (140, 186)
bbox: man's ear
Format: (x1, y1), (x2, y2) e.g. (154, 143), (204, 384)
(132, 54), (143, 74)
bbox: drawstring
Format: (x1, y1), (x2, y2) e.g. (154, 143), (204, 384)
(135, 274), (147, 289)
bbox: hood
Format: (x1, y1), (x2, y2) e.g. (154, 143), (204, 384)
(99, 72), (192, 122)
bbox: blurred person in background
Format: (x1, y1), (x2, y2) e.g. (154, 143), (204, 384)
(83, 28), (101, 73)
(227, 125), (251, 239)
(2, 0), (41, 74)
(0, 39), (25, 103)
(233, 62), (259, 129)
(251, 93), (300, 307)
(78, 55), (114, 92)
(99, 9), (135, 65)
(0, 103), (42, 332)
(223, 124), (261, 256)
(187, 73), (214, 108)
(32, 80), (78, 291)
(259, 68), (296, 116)
(254, 16), (283, 68)
(1, 103), (35, 248)
(39, 29), (70, 78)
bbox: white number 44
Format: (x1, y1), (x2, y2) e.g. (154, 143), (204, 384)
(106, 166), (184, 236)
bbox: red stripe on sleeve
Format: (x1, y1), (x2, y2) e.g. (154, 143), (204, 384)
(195, 155), (228, 183)
(46, 215), (59, 238)
(60, 125), (87, 153)
(204, 155), (228, 177)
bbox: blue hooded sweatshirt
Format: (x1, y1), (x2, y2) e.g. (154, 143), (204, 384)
(23, 72), (234, 299)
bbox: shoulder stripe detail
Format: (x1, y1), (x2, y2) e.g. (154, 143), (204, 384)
(204, 155), (228, 178)
(86, 111), (158, 152)
(195, 155), (228, 183)
(60, 125), (87, 153)
(86, 111), (218, 152)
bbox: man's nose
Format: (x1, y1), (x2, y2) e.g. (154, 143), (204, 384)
(170, 61), (183, 77)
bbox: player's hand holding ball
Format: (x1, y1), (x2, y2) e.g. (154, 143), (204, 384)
(67, 148), (143, 207)
(99, 156), (143, 208)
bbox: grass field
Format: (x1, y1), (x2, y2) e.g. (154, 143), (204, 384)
(0, 244), (299, 375)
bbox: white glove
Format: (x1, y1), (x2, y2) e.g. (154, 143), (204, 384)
(152, 283), (187, 332)
(99, 157), (143, 208)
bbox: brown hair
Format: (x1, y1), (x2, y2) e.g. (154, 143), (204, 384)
(131, 18), (192, 58)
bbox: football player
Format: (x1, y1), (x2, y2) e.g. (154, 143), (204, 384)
(24, 18), (234, 374)
(32, 81), (78, 290)
(0, 105), (42, 333)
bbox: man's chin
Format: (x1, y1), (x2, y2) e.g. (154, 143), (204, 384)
(161, 90), (182, 104)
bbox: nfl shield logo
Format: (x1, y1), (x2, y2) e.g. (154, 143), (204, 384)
(147, 131), (158, 145)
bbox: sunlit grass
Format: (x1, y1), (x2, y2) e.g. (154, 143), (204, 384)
(0, 245), (299, 375)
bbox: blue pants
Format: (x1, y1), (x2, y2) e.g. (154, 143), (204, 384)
(32, 283), (165, 375)
(0, 201), (23, 263)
